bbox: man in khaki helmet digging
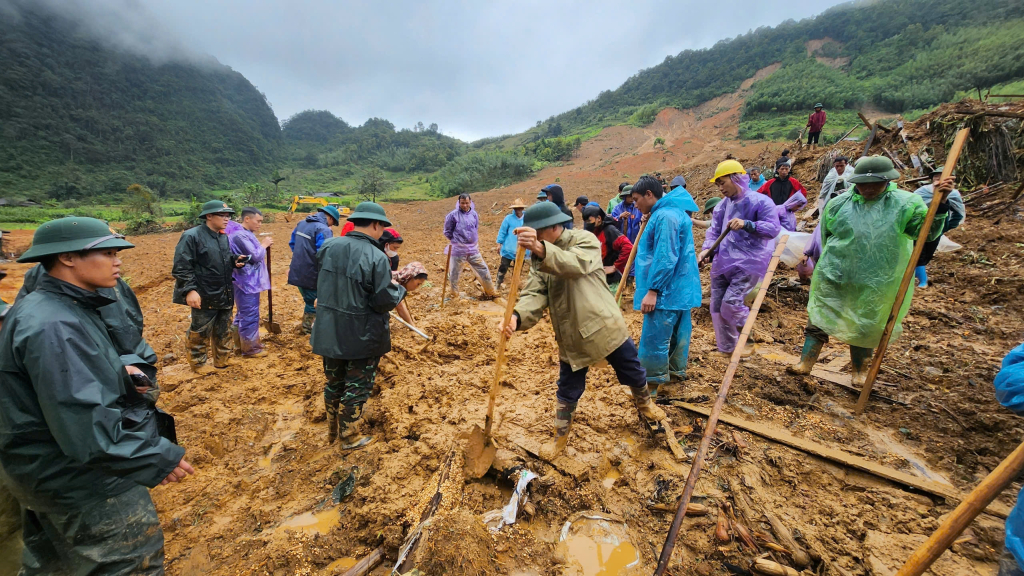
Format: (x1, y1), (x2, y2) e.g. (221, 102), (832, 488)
(500, 202), (665, 458)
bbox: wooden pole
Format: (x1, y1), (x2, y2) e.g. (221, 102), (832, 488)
(893, 440), (1024, 576)
(862, 124), (879, 156)
(854, 128), (970, 415)
(654, 236), (789, 576)
(613, 218), (649, 305)
(483, 244), (526, 437)
(440, 243), (452, 307)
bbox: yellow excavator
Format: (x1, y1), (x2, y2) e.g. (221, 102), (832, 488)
(284, 196), (351, 222)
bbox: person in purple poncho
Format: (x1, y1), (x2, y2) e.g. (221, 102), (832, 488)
(228, 208), (273, 357)
(444, 194), (498, 299)
(699, 160), (782, 356)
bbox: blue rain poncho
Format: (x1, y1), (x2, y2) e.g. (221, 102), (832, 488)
(808, 185), (948, 348)
(995, 342), (1024, 569)
(633, 190), (702, 312)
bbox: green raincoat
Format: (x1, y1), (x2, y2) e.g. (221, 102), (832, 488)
(808, 184), (948, 348)
(515, 228), (629, 371)
(0, 274), (184, 513)
(172, 223), (238, 310)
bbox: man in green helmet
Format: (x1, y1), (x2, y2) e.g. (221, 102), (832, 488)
(501, 202), (666, 459)
(311, 202), (406, 448)
(788, 156), (955, 385)
(0, 217), (193, 574)
(172, 200), (247, 375)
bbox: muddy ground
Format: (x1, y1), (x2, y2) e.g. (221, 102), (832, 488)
(2, 101), (1023, 576)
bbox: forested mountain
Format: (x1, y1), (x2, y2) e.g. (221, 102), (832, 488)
(527, 0), (1024, 138)
(0, 4), (281, 200)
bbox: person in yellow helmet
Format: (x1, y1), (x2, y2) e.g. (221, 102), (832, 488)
(698, 160), (781, 356)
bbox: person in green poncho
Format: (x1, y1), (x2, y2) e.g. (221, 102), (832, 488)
(787, 156), (955, 385)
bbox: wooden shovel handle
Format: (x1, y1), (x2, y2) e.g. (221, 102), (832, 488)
(440, 242), (452, 307)
(483, 244), (526, 437)
(614, 218), (649, 304)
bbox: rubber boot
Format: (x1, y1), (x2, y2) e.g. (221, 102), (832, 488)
(914, 266), (928, 288)
(648, 382), (660, 399)
(496, 272), (506, 287)
(542, 400), (576, 459)
(338, 404), (374, 450)
(212, 331), (235, 369)
(301, 312), (315, 335)
(230, 325), (242, 356)
(787, 334), (825, 375)
(630, 385), (666, 424)
(325, 402), (339, 445)
(186, 330), (215, 375)
(850, 346), (874, 387)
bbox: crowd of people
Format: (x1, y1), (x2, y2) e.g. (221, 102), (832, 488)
(1, 145), (1022, 575)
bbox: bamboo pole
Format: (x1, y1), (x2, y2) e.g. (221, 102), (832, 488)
(613, 218), (649, 305)
(483, 244), (526, 437)
(654, 236), (789, 576)
(439, 243), (452, 307)
(893, 440), (1024, 576)
(854, 128), (971, 415)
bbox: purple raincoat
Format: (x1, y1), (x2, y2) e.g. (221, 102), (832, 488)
(229, 226), (270, 294)
(702, 175), (783, 278)
(797, 222), (822, 282)
(444, 198), (481, 258)
(702, 174), (782, 353)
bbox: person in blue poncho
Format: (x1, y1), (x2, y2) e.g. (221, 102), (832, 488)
(495, 197), (530, 287)
(631, 176), (702, 397)
(994, 342), (1024, 576)
(667, 174), (700, 215)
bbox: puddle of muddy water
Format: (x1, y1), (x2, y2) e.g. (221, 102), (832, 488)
(602, 467), (621, 489)
(279, 507), (342, 535)
(324, 557), (357, 573)
(562, 535), (639, 576)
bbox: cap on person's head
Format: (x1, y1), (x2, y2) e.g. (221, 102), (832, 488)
(198, 200), (235, 218)
(380, 228), (403, 244)
(586, 201), (600, 208)
(347, 202), (392, 226)
(670, 175), (686, 189)
(703, 197), (723, 215)
(814, 103), (823, 108)
(510, 197), (527, 209)
(522, 202), (572, 230)
(536, 190), (548, 199)
(318, 205), (342, 223)
(619, 185), (634, 198)
(848, 155), (901, 184)
(710, 159), (746, 182)
(581, 205), (605, 221)
(18, 217), (135, 263)
(574, 195), (589, 207)
(929, 166), (946, 177)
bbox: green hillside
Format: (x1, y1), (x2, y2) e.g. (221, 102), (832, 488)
(511, 0), (1024, 144)
(0, 5), (281, 202)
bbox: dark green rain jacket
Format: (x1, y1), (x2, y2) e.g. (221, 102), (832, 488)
(311, 232), (405, 359)
(18, 265), (158, 381)
(171, 223), (238, 309)
(0, 274), (184, 513)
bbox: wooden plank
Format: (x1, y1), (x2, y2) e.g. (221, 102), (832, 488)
(672, 402), (1010, 519)
(863, 124), (879, 156)
(661, 419), (688, 462)
(757, 349), (906, 404)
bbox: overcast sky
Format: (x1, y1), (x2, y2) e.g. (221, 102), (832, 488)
(22, 0), (852, 141)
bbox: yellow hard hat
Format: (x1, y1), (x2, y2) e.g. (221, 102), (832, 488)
(709, 159), (746, 183)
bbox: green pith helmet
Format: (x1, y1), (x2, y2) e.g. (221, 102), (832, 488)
(522, 202), (572, 230)
(18, 217), (135, 263)
(703, 197), (723, 215)
(619, 185), (634, 198)
(929, 166), (949, 177)
(198, 200), (235, 218)
(814, 103), (823, 108)
(536, 190), (548, 199)
(318, 205), (342, 223)
(348, 202), (392, 225)
(848, 156), (901, 184)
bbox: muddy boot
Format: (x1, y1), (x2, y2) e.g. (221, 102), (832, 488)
(338, 405), (374, 450)
(850, 345), (874, 387)
(325, 401), (339, 445)
(230, 325), (242, 356)
(301, 312), (315, 335)
(186, 330), (215, 375)
(787, 335), (825, 375)
(647, 382), (660, 399)
(496, 272), (506, 287)
(541, 400), (576, 459)
(630, 385), (666, 424)
(212, 332), (235, 369)
(744, 279), (763, 307)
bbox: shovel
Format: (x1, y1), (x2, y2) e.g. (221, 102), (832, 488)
(262, 246), (282, 334)
(463, 244), (526, 478)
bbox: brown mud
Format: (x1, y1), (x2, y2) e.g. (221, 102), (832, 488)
(3, 95), (1023, 576)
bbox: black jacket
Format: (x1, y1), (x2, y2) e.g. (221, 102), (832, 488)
(310, 232), (406, 360)
(172, 223), (238, 309)
(0, 274), (184, 512)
